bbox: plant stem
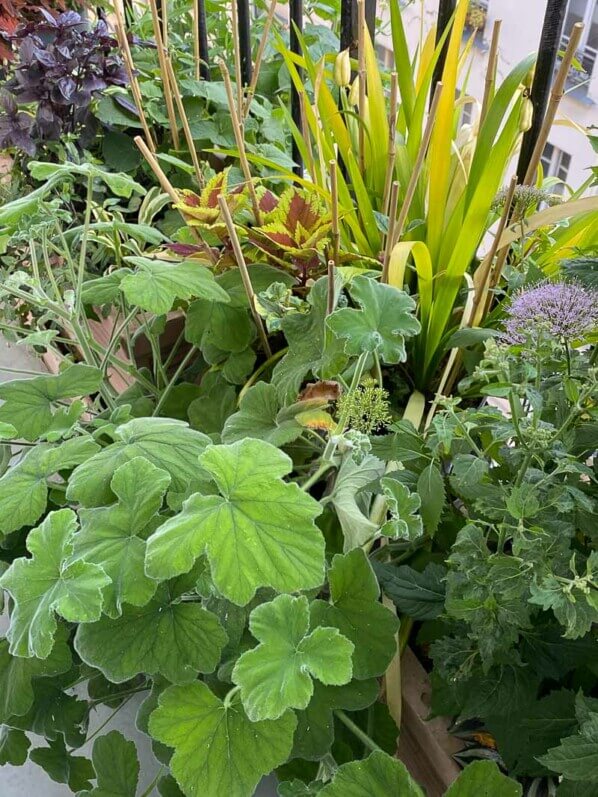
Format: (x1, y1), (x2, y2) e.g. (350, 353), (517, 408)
(139, 766), (166, 797)
(153, 346), (198, 417)
(76, 174), (94, 318)
(237, 348), (287, 405)
(334, 710), (382, 753)
(301, 461), (334, 492)
(84, 696), (134, 745)
(223, 685), (241, 709)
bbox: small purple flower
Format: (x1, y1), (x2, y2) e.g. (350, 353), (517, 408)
(503, 281), (598, 345)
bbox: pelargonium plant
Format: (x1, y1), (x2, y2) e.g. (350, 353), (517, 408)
(0, 10), (128, 153)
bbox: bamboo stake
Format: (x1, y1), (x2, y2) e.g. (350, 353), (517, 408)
(471, 175), (517, 325)
(480, 19), (502, 124)
(382, 72), (398, 218)
(148, 0), (180, 150)
(165, 56), (205, 189)
(381, 82), (443, 282)
(382, 181), (399, 275)
(523, 22), (584, 186)
(243, 0), (278, 118)
(357, 0), (367, 175)
(162, 0), (168, 48)
(113, 2), (156, 152)
(134, 136), (206, 251)
(217, 58), (262, 226)
(218, 195), (272, 359)
(231, 0), (244, 118)
(193, 0), (201, 81)
(328, 160), (340, 316)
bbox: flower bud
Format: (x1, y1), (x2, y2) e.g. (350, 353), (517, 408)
(334, 49), (351, 87)
(348, 76), (360, 106)
(518, 98), (533, 132)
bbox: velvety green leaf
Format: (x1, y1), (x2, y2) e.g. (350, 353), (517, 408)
(222, 381), (303, 446)
(67, 418), (210, 507)
(326, 454), (384, 551)
(0, 364), (102, 440)
(148, 681), (297, 797)
(81, 271), (129, 306)
(291, 679), (379, 761)
(185, 299), (253, 353)
(310, 550), (399, 680)
(417, 463), (445, 535)
(187, 373), (237, 437)
(318, 750), (424, 796)
(84, 731), (139, 797)
(7, 672), (88, 747)
(28, 161), (145, 198)
(75, 573), (227, 684)
(326, 276), (420, 364)
(539, 711), (598, 781)
(145, 439), (325, 605)
(273, 276), (347, 403)
(158, 775), (186, 797)
(0, 509), (110, 658)
(380, 478), (423, 541)
(373, 562), (446, 620)
(30, 736), (94, 792)
(0, 726), (30, 766)
(444, 760), (522, 796)
(121, 257), (230, 315)
(529, 560), (598, 640)
(0, 628), (71, 722)
(278, 779), (324, 797)
(232, 594), (353, 721)
(217, 264), (295, 309)
(488, 690), (577, 777)
(73, 457), (170, 617)
(556, 781), (598, 796)
(221, 347), (257, 384)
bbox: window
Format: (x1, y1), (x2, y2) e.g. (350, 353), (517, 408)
(541, 143), (572, 193)
(461, 100), (474, 127)
(376, 42), (394, 70)
(562, 0), (598, 80)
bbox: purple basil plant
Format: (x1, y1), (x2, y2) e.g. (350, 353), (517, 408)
(0, 10), (128, 154)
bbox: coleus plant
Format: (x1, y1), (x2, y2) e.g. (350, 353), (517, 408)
(0, 10), (128, 154)
(0, 171), (528, 795)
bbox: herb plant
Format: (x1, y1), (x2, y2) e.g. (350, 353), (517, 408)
(0, 10), (127, 155)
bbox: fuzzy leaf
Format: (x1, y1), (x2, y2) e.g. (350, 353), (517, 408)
(185, 299), (254, 353)
(30, 736), (94, 793)
(0, 628), (71, 722)
(73, 457), (170, 617)
(380, 478), (423, 541)
(0, 434), (98, 536)
(85, 731), (140, 797)
(417, 463), (445, 535)
(539, 712), (598, 781)
(0, 727), (30, 766)
(374, 562), (446, 620)
(75, 571), (227, 684)
(0, 364), (102, 441)
(319, 750), (424, 796)
(145, 439), (325, 605)
(232, 594), (353, 721)
(310, 550), (399, 679)
(326, 276), (420, 364)
(148, 681), (297, 797)
(292, 679), (379, 761)
(273, 276), (347, 403)
(444, 761), (522, 796)
(0, 510), (110, 658)
(222, 382), (303, 446)
(120, 257), (229, 315)
(67, 418), (210, 507)
(326, 454), (384, 551)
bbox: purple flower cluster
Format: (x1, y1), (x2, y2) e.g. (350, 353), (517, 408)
(503, 281), (598, 345)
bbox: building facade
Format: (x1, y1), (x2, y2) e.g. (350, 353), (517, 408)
(376, 0), (598, 191)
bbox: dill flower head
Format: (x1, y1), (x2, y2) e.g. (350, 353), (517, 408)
(337, 377), (392, 435)
(503, 281), (598, 345)
(491, 184), (559, 215)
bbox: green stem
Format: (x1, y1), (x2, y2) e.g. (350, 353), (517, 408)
(301, 462), (334, 492)
(237, 347), (287, 405)
(100, 307), (139, 376)
(153, 346), (198, 417)
(373, 350), (383, 388)
(334, 710), (382, 753)
(139, 766), (165, 797)
(322, 351), (369, 461)
(84, 696), (134, 746)
(223, 685), (241, 709)
(89, 686), (149, 708)
(75, 173), (94, 318)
